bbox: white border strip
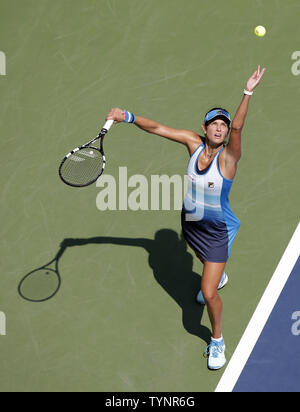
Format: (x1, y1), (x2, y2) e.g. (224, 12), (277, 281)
(215, 222), (300, 392)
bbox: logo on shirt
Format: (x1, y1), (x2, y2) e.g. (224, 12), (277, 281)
(208, 182), (215, 189)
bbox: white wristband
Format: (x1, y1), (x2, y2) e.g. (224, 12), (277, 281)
(244, 89), (254, 96)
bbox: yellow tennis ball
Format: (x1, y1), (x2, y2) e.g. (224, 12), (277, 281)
(255, 25), (266, 37)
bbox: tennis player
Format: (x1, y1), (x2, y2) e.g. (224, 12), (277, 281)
(106, 66), (265, 370)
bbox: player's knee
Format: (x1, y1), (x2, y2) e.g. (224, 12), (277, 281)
(202, 287), (218, 304)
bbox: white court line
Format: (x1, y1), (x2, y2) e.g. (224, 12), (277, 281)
(215, 222), (300, 392)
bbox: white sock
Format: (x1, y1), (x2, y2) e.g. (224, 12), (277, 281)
(211, 335), (223, 343)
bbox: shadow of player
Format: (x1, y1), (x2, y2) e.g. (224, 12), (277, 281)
(61, 229), (211, 344)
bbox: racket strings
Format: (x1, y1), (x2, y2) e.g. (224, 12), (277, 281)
(60, 148), (104, 186)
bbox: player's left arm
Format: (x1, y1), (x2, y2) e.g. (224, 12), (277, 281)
(225, 66), (266, 163)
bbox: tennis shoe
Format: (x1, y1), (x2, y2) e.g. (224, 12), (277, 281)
(204, 338), (226, 370)
(196, 273), (228, 305)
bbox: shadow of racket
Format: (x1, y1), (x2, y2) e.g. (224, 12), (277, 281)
(18, 244), (66, 303)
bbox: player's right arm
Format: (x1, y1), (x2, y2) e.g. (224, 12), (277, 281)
(106, 107), (202, 155)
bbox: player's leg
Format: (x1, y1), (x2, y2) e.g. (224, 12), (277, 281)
(201, 261), (226, 339)
(185, 241), (227, 369)
(201, 261), (227, 369)
(202, 262), (226, 370)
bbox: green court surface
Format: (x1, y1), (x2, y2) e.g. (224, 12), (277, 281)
(0, 0), (299, 392)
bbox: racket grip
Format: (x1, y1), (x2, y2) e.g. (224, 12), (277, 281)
(103, 119), (114, 132)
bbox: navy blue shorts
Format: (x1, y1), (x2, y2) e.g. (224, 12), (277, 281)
(181, 209), (231, 263)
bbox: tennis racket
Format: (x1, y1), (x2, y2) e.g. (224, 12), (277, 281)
(59, 119), (114, 187)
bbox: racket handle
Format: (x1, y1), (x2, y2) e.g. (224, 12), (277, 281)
(103, 119), (114, 132)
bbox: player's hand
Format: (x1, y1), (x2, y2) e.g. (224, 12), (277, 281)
(245, 65), (266, 92)
(106, 108), (124, 123)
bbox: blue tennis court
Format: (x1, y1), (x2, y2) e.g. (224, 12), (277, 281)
(234, 256), (300, 392)
(216, 224), (300, 392)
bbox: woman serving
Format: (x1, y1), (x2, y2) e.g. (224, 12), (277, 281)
(106, 66), (266, 370)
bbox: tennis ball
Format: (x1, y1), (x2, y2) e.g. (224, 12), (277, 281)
(254, 25), (266, 37)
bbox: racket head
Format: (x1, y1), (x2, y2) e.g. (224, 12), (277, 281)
(59, 145), (106, 188)
(18, 267), (61, 303)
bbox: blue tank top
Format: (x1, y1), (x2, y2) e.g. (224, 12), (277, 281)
(183, 143), (240, 241)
